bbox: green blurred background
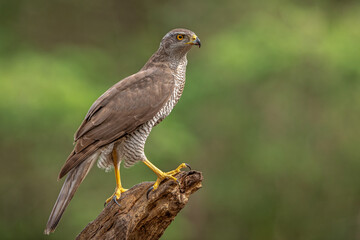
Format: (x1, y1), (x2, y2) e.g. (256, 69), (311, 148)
(1, 0), (360, 239)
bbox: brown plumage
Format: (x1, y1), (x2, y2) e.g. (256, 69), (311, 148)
(59, 68), (174, 179)
(45, 28), (200, 234)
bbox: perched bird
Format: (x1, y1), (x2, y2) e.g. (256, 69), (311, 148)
(44, 28), (201, 234)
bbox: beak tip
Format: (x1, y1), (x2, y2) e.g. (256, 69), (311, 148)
(195, 38), (201, 48)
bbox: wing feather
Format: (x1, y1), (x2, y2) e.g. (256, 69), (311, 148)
(59, 68), (174, 178)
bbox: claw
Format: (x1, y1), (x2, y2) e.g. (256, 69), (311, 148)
(113, 195), (121, 207)
(104, 195), (121, 207)
(146, 186), (154, 199)
(143, 160), (192, 200)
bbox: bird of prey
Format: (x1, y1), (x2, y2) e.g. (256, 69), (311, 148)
(44, 28), (201, 234)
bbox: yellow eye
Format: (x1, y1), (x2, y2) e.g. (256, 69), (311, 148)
(176, 34), (184, 40)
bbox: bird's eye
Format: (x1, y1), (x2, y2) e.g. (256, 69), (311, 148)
(176, 34), (184, 41)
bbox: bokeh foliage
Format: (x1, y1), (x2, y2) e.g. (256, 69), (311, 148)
(1, 0), (360, 239)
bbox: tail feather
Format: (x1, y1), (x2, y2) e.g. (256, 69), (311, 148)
(44, 153), (98, 235)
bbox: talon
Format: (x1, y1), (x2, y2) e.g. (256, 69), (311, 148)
(146, 186), (154, 199)
(104, 187), (127, 207)
(143, 159), (193, 198)
(113, 195), (121, 207)
(169, 175), (177, 182)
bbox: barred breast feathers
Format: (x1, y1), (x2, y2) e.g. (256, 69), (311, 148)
(97, 55), (188, 170)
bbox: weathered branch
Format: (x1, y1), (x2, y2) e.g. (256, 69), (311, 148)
(76, 170), (203, 240)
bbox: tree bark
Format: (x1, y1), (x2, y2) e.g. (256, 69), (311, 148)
(76, 170), (203, 240)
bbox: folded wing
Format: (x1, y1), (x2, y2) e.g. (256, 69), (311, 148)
(58, 68), (174, 179)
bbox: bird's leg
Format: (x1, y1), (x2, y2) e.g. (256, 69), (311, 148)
(105, 149), (128, 206)
(143, 159), (191, 192)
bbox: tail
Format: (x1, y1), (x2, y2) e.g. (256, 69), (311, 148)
(44, 153), (98, 234)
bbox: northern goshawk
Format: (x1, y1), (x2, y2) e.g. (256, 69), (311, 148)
(44, 28), (201, 234)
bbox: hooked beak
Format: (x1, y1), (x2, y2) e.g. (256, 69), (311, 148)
(187, 34), (201, 48)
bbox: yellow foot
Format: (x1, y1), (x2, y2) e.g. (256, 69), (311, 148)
(147, 163), (191, 198)
(104, 187), (128, 206)
(165, 163), (191, 176)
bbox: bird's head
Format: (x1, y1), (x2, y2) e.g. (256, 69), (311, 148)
(159, 28), (201, 58)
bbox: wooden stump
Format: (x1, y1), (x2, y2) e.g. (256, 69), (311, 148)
(76, 170), (203, 240)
